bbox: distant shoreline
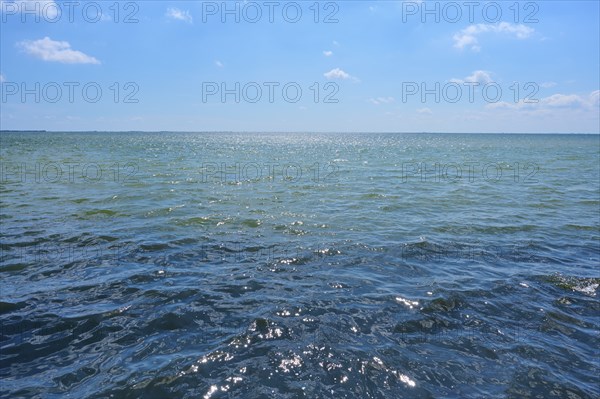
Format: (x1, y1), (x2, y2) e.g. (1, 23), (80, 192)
(1, 130), (598, 135)
(1, 130), (47, 133)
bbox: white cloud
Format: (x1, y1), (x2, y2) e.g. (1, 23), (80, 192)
(451, 70), (493, 85)
(543, 94), (585, 107)
(166, 7), (192, 23)
(453, 22), (534, 51)
(324, 68), (357, 81)
(417, 107), (433, 115)
(368, 97), (395, 105)
(485, 102), (520, 110)
(540, 82), (557, 88)
(18, 37), (100, 64)
(332, 40), (340, 47)
(215, 60), (223, 68)
(465, 70), (492, 84)
(1, 0), (60, 20)
(487, 91), (599, 111)
(323, 50), (333, 57)
(0, 73), (5, 82)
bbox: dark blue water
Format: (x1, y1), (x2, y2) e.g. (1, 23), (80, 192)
(1, 132), (599, 398)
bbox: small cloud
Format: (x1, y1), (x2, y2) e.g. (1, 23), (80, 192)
(417, 107), (433, 115)
(486, 90), (599, 111)
(324, 68), (350, 80)
(368, 97), (395, 105)
(166, 7), (192, 23)
(453, 22), (534, 51)
(451, 70), (493, 85)
(485, 101), (520, 110)
(324, 68), (357, 81)
(18, 37), (100, 64)
(541, 92), (597, 108)
(332, 40), (340, 47)
(540, 82), (557, 88)
(543, 94), (585, 107)
(215, 60), (224, 68)
(323, 50), (333, 57)
(0, 73), (5, 82)
(465, 70), (492, 84)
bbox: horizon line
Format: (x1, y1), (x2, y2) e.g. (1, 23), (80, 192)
(1, 130), (599, 135)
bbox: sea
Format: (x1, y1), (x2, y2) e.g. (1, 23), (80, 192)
(1, 132), (599, 398)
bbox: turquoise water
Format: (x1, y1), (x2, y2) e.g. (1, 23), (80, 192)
(1, 132), (599, 398)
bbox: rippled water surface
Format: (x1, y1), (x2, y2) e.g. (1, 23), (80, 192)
(1, 132), (599, 398)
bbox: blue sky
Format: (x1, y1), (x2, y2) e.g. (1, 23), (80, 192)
(0, 0), (598, 132)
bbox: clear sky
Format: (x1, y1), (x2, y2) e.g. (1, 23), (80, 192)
(0, 0), (598, 132)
